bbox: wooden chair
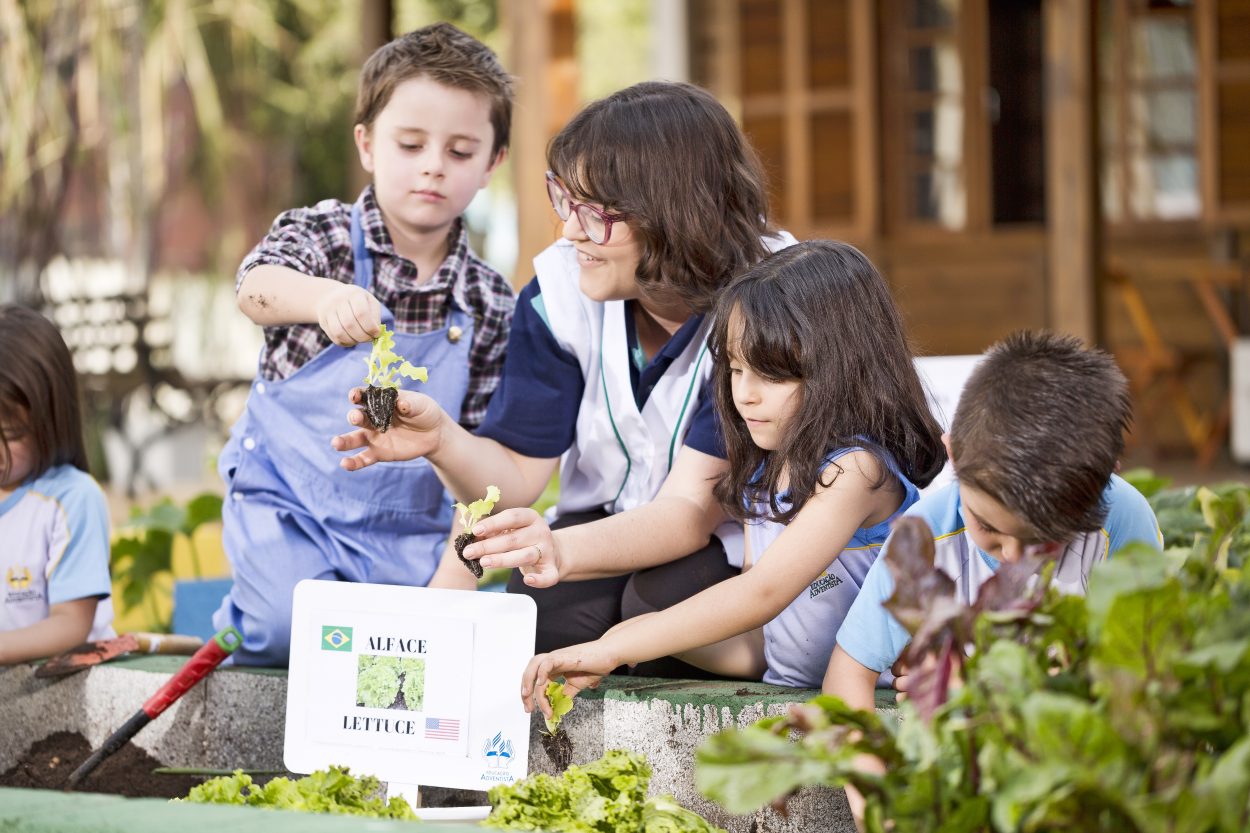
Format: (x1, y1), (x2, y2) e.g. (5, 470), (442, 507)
(1105, 257), (1242, 467)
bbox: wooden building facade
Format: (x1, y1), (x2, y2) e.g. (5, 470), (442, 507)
(681, 0), (1248, 460)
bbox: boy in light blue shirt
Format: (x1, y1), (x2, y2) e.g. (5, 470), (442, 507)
(824, 331), (1161, 823)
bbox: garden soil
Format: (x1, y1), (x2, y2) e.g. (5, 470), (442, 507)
(0, 731), (203, 798)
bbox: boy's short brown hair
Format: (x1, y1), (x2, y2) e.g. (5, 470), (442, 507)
(950, 330), (1132, 543)
(354, 22), (513, 158)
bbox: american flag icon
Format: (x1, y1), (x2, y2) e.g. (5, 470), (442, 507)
(424, 717), (461, 740)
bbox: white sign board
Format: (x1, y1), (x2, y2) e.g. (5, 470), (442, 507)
(285, 580), (536, 792)
(914, 355), (983, 495)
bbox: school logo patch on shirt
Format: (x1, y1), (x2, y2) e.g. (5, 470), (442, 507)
(5, 566), (41, 604)
(809, 571), (843, 598)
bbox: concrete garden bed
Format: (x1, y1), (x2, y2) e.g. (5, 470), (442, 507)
(0, 657), (898, 832)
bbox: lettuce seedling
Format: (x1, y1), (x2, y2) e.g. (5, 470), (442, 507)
(539, 680), (575, 771)
(543, 681), (574, 735)
(453, 485), (500, 578)
(361, 323), (427, 432)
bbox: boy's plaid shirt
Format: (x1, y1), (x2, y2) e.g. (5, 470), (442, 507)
(237, 187), (515, 429)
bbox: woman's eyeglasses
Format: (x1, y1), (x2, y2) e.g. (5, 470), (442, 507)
(545, 172), (627, 245)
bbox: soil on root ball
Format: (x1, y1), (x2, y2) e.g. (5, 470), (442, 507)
(363, 385), (399, 432)
(0, 731), (204, 798)
(540, 730), (573, 773)
(455, 531), (483, 578)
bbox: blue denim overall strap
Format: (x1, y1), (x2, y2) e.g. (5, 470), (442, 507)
(215, 200), (474, 665)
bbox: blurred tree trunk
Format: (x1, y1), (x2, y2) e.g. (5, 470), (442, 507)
(349, 0), (394, 198)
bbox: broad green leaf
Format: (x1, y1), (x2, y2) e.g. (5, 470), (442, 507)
(363, 323), (427, 390)
(183, 492), (223, 536)
(455, 485), (501, 532)
(1086, 545), (1172, 635)
(1198, 736), (1250, 831)
(696, 726), (847, 814)
(1093, 583), (1189, 684)
(544, 680), (574, 735)
(1121, 468), (1172, 499)
(128, 497), (185, 535)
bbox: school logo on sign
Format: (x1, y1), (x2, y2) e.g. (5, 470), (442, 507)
(321, 626), (353, 651)
(483, 732), (514, 769)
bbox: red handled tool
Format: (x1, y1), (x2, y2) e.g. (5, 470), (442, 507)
(67, 626), (242, 789)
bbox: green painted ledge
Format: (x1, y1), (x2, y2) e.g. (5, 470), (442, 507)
(93, 658), (898, 709)
(96, 655), (289, 676)
(0, 788), (480, 832)
(590, 676), (899, 711)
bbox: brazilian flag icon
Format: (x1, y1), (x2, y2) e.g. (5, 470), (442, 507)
(321, 626), (353, 651)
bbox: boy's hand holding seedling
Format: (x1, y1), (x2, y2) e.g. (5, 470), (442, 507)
(453, 486), (500, 578)
(315, 283), (383, 347)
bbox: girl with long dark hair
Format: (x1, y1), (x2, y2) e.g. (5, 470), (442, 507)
(513, 241), (945, 704)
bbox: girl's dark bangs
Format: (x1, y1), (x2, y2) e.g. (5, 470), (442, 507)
(731, 285), (803, 380)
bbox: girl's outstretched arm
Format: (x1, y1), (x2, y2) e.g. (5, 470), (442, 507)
(463, 447), (732, 583)
(331, 388), (558, 507)
(521, 642), (618, 718)
(0, 598), (98, 666)
(519, 452), (895, 697)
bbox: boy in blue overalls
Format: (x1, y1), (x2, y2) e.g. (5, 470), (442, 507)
(213, 23), (515, 666)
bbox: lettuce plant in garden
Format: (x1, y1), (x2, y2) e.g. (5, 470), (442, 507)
(485, 749), (724, 832)
(696, 479), (1250, 833)
(181, 766), (416, 819)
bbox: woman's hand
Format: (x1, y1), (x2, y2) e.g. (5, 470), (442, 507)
(462, 508), (563, 588)
(520, 641), (621, 719)
(331, 389), (447, 469)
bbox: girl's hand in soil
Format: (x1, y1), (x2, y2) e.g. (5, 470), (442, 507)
(520, 642), (618, 719)
(332, 389), (447, 469)
(462, 508), (562, 587)
(316, 283), (382, 347)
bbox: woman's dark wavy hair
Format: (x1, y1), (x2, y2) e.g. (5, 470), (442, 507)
(547, 81), (774, 314)
(0, 305), (89, 483)
(710, 241), (946, 524)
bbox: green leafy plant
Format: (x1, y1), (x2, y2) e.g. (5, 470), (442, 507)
(544, 681), (574, 735)
(538, 680), (576, 772)
(485, 749), (724, 832)
(361, 323), (428, 432)
(111, 492), (223, 631)
(400, 657), (426, 712)
(456, 484), (502, 533)
(363, 323), (428, 390)
(355, 657), (401, 709)
(454, 485), (501, 578)
(696, 480), (1250, 832)
(180, 765), (417, 820)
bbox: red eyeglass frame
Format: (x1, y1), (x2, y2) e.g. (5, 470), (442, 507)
(545, 171), (628, 244)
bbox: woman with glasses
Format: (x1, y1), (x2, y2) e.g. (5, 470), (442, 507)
(334, 81), (792, 676)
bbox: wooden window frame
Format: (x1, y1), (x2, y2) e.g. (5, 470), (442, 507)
(879, 0), (993, 238)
